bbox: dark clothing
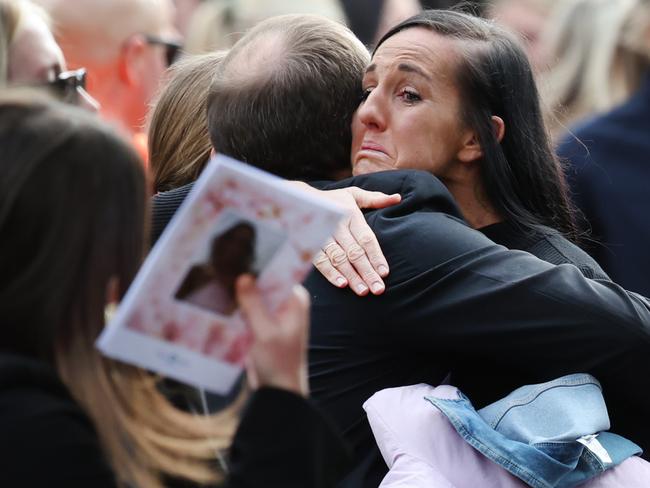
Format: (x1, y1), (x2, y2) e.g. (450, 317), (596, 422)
(557, 75), (650, 297)
(451, 221), (611, 424)
(0, 353), (116, 487)
(152, 183), (193, 245)
(151, 172), (650, 487)
(305, 170), (650, 488)
(478, 221), (609, 280)
(0, 353), (350, 488)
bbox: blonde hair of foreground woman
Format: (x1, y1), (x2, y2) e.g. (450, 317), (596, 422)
(148, 51), (227, 193)
(0, 91), (240, 488)
(540, 0), (650, 138)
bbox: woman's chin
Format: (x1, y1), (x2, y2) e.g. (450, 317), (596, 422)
(352, 158), (393, 176)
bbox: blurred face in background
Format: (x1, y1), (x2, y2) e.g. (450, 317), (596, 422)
(488, 0), (552, 72)
(8, 12), (99, 111)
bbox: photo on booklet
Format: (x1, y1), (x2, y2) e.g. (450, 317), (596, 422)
(97, 154), (344, 394)
(174, 210), (285, 316)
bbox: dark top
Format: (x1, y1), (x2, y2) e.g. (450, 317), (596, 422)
(305, 171), (650, 488)
(0, 353), (351, 487)
(151, 171), (650, 488)
(478, 221), (609, 280)
(557, 74), (650, 297)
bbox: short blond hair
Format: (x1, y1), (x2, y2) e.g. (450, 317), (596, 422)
(148, 51), (227, 193)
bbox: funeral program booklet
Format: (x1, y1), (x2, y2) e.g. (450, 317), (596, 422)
(97, 154), (345, 393)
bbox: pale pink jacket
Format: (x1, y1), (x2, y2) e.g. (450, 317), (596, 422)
(363, 384), (650, 488)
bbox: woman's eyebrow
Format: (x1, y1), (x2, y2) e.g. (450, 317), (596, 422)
(397, 62), (432, 81)
(365, 63), (377, 74)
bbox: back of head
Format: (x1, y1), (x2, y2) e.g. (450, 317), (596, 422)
(148, 51), (227, 193)
(0, 90), (146, 361)
(36, 0), (171, 66)
(207, 14), (370, 181)
(35, 0), (177, 132)
(376, 9), (577, 239)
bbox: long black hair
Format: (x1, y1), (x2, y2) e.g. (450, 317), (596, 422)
(376, 9), (579, 240)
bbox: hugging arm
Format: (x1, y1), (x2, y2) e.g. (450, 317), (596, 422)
(372, 212), (650, 449)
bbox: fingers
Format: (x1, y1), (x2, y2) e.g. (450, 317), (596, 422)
(235, 274), (269, 337)
(346, 206), (390, 279)
(323, 239), (370, 296)
(236, 276), (310, 397)
(313, 248), (348, 288)
(347, 187), (401, 209)
(331, 226), (386, 295)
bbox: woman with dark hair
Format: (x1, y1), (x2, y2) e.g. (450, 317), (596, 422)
(0, 93), (349, 487)
(316, 8), (607, 289)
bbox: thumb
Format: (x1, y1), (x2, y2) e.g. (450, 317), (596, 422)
(236, 274), (269, 336)
(349, 187), (401, 209)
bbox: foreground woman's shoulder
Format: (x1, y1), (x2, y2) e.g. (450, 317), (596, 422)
(0, 353), (116, 487)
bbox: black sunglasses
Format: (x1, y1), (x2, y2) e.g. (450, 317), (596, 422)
(45, 68), (87, 104)
(144, 34), (183, 66)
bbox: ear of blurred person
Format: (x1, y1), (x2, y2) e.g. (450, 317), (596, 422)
(35, 0), (181, 162)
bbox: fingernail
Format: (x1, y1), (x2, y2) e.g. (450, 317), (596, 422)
(356, 284), (368, 294)
(378, 265), (389, 276)
(336, 277), (347, 287)
(371, 282), (384, 294)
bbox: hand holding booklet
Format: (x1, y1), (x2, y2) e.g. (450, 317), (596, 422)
(97, 155), (345, 394)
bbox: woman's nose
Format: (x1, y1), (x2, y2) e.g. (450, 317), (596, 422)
(356, 89), (386, 132)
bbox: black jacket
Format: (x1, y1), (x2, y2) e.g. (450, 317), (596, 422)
(305, 170), (650, 487)
(0, 353), (350, 487)
(152, 170), (650, 487)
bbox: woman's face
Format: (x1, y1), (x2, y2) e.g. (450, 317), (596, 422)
(8, 14), (65, 84)
(351, 27), (470, 178)
(8, 14), (99, 111)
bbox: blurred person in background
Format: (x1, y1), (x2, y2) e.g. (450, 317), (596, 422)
(183, 0), (346, 54)
(0, 92), (350, 487)
(540, 0), (645, 139)
(148, 51), (226, 194)
(0, 0), (97, 110)
(486, 0), (558, 72)
(173, 0), (204, 37)
(35, 0), (182, 163)
(556, 0), (650, 298)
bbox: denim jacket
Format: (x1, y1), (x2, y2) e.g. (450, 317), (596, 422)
(364, 382), (649, 488)
(426, 374), (641, 488)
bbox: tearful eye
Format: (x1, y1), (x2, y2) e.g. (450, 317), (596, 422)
(400, 89), (421, 103)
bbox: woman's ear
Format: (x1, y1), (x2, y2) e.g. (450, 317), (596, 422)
(457, 129), (483, 163)
(457, 116), (506, 163)
(492, 115), (505, 143)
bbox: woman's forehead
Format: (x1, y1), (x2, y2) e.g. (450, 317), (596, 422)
(369, 27), (459, 78)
